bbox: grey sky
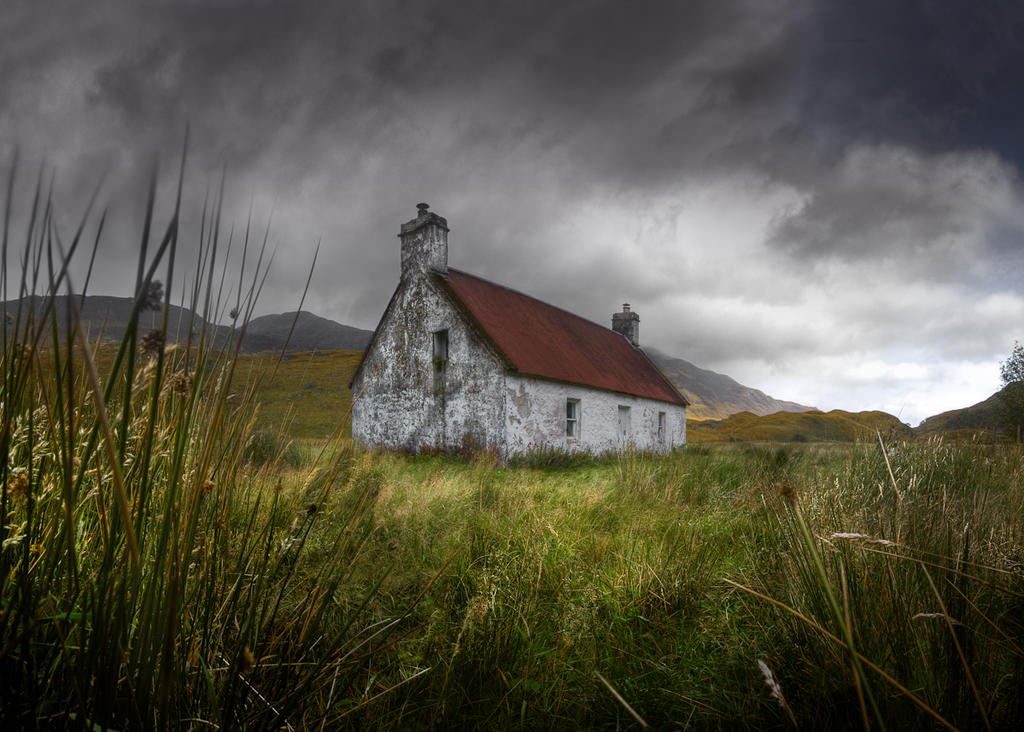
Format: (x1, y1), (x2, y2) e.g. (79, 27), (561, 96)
(3, 0), (1023, 424)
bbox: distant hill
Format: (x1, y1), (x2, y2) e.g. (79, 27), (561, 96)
(687, 409), (912, 443)
(3, 295), (201, 343)
(2, 296), (373, 354)
(6, 295), (811, 423)
(915, 387), (1011, 439)
(244, 311), (372, 352)
(646, 349), (812, 421)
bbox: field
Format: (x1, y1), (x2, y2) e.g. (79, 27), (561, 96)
(228, 349), (363, 439)
(4, 350), (1023, 729)
(283, 442), (1024, 729)
(3, 171), (1023, 729)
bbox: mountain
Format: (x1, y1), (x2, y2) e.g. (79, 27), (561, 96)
(3, 296), (373, 354)
(688, 409), (913, 443)
(645, 348), (812, 421)
(915, 387), (1010, 439)
(3, 295), (211, 346)
(244, 311), (372, 352)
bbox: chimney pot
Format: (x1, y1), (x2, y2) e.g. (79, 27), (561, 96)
(399, 203), (449, 278)
(612, 303), (640, 347)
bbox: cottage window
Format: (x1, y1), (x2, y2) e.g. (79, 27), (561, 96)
(566, 399), (580, 438)
(433, 329), (448, 362)
(432, 329), (448, 393)
(658, 412), (666, 443)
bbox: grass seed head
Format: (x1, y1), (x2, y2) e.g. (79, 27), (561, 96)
(776, 480), (798, 506)
(171, 371), (192, 396)
(240, 646), (256, 674)
(758, 660), (797, 727)
(829, 532), (895, 546)
(10, 473), (30, 502)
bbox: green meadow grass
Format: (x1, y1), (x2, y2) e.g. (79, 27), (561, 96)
(298, 442), (1024, 729)
(237, 349), (362, 439)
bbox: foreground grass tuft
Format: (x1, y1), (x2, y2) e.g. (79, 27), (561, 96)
(0, 158), (397, 728)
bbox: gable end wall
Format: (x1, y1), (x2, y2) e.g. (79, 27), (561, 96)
(352, 275), (506, 451)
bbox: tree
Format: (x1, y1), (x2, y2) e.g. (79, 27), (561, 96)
(998, 341), (1024, 441)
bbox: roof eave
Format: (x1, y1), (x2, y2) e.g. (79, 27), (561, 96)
(506, 369), (687, 407)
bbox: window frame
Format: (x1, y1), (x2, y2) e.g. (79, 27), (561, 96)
(432, 329), (449, 394)
(566, 398), (580, 439)
(432, 329), (449, 363)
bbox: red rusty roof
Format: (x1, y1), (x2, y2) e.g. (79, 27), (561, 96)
(437, 269), (687, 406)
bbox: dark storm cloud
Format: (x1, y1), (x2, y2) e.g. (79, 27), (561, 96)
(1, 0), (810, 186)
(803, 0), (1024, 167)
(4, 0), (1022, 187)
(766, 146), (1022, 273)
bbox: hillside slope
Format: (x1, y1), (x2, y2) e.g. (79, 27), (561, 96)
(688, 409), (912, 443)
(646, 349), (811, 420)
(245, 311), (372, 352)
(2, 296), (373, 354)
(3, 295), (202, 342)
(915, 387), (1013, 439)
(239, 350), (363, 438)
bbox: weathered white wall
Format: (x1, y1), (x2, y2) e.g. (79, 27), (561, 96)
(503, 374), (686, 456)
(352, 275), (507, 451)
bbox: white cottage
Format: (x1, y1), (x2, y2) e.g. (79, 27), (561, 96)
(350, 204), (688, 457)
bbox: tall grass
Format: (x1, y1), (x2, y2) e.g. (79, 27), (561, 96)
(735, 440), (1024, 729)
(0, 155), (398, 728)
(314, 449), (765, 728)
(292, 444), (1023, 729)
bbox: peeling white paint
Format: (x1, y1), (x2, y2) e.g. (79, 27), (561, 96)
(502, 375), (685, 455)
(351, 275), (506, 452)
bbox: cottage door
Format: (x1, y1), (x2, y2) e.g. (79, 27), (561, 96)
(617, 406), (630, 444)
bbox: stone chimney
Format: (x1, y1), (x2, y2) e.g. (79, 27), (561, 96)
(612, 303), (639, 347)
(399, 202), (449, 279)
